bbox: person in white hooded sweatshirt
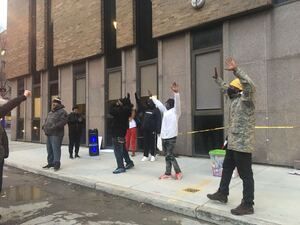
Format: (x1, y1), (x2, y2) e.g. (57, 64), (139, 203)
(151, 82), (183, 180)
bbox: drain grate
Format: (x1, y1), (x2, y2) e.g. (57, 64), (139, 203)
(182, 188), (200, 193)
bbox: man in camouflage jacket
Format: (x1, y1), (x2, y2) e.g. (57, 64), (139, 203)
(207, 58), (256, 216)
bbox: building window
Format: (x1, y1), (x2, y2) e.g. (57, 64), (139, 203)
(192, 25), (223, 155)
(17, 78), (25, 140)
(136, 0), (157, 61)
(138, 62), (157, 104)
(49, 67), (58, 110)
(104, 0), (121, 68)
(32, 73), (41, 142)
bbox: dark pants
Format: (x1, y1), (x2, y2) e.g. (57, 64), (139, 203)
(219, 149), (254, 206)
(0, 159), (4, 192)
(69, 131), (81, 156)
(112, 137), (133, 169)
(46, 135), (64, 168)
(162, 137), (181, 175)
(143, 130), (156, 157)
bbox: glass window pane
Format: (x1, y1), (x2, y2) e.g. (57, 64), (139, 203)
(34, 87), (41, 118)
(192, 26), (222, 50)
(17, 119), (24, 139)
(32, 119), (40, 141)
(76, 78), (86, 105)
(140, 64), (157, 97)
(73, 62), (86, 76)
(193, 115), (223, 155)
(49, 67), (58, 81)
(108, 71), (121, 100)
(195, 51), (221, 110)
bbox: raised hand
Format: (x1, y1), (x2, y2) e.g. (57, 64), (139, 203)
(24, 90), (31, 97)
(171, 82), (179, 93)
(225, 57), (238, 71)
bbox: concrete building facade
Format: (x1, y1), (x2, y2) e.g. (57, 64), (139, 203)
(5, 0), (300, 167)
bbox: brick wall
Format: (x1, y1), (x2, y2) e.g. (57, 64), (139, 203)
(52, 0), (103, 66)
(116, 0), (135, 49)
(6, 0), (30, 79)
(152, 0), (272, 38)
(36, 0), (46, 71)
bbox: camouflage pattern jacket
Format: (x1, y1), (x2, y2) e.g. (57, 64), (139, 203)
(215, 67), (256, 153)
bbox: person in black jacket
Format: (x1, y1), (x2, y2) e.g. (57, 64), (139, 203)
(42, 97), (68, 171)
(135, 93), (161, 162)
(110, 94), (134, 174)
(68, 106), (84, 159)
(0, 90), (31, 220)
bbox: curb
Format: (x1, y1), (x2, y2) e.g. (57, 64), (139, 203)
(6, 162), (281, 225)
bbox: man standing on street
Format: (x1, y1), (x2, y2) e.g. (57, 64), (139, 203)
(68, 106), (84, 159)
(0, 90), (31, 220)
(109, 94), (134, 174)
(151, 82), (183, 180)
(42, 97), (68, 171)
(207, 58), (256, 216)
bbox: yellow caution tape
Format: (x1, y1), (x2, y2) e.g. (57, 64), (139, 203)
(138, 125), (298, 138)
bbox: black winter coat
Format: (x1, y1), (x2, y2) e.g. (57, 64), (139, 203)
(0, 95), (27, 160)
(109, 103), (131, 138)
(68, 112), (84, 134)
(42, 104), (68, 136)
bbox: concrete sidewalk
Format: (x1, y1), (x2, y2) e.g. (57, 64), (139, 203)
(4, 141), (300, 225)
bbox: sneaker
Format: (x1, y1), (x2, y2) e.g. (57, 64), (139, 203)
(42, 164), (53, 169)
(175, 172), (183, 180)
(231, 203), (254, 215)
(125, 163), (134, 170)
(150, 155), (156, 162)
(159, 174), (173, 180)
(75, 155), (80, 158)
(207, 191), (228, 203)
(141, 156), (149, 161)
(69, 155), (74, 159)
(54, 166), (60, 172)
(113, 168), (126, 174)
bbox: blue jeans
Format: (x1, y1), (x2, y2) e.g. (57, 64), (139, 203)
(46, 136), (63, 168)
(162, 137), (181, 175)
(112, 137), (133, 169)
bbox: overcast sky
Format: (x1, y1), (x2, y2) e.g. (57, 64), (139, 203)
(0, 0), (7, 32)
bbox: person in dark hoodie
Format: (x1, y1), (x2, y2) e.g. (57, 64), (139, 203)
(110, 94), (134, 174)
(135, 93), (161, 162)
(68, 106), (84, 159)
(0, 90), (31, 220)
(42, 97), (68, 171)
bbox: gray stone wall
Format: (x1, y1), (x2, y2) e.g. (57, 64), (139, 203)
(87, 57), (105, 145)
(59, 65), (73, 145)
(159, 33), (192, 156)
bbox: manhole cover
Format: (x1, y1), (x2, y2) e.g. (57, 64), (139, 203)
(183, 188), (200, 193)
